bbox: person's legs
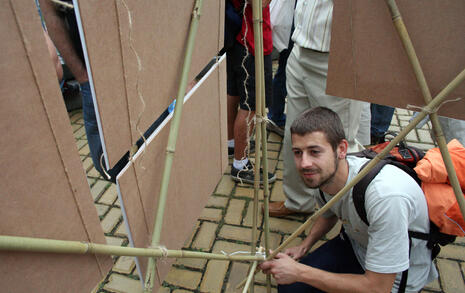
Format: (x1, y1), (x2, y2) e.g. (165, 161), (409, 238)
(269, 48), (291, 127)
(278, 234), (364, 293)
(227, 94), (240, 141)
(234, 109), (255, 160)
(370, 103), (395, 144)
(281, 46), (318, 213)
(80, 81), (104, 176)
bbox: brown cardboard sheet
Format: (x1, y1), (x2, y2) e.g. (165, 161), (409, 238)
(0, 1), (112, 291)
(78, 0), (223, 167)
(117, 67), (226, 290)
(327, 0), (465, 120)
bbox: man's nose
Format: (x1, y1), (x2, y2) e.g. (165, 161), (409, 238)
(300, 153), (313, 169)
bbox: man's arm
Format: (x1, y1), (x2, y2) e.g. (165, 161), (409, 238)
(38, 0), (88, 83)
(262, 253), (396, 293)
(285, 214), (338, 260)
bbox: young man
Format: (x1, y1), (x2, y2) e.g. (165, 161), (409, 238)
(260, 107), (437, 292)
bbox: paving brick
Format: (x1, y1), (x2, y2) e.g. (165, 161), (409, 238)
(225, 262), (251, 291)
(253, 284), (278, 293)
(87, 166), (102, 178)
(206, 195), (228, 208)
(417, 129), (434, 143)
(275, 170), (283, 180)
(405, 129), (419, 141)
(183, 221), (200, 248)
(243, 203), (264, 228)
(164, 267), (202, 290)
(215, 175), (235, 196)
(72, 123), (83, 132)
(269, 217), (302, 234)
(95, 203), (109, 218)
(158, 287), (171, 293)
(172, 289), (192, 293)
(219, 225), (252, 243)
(260, 232), (282, 251)
(268, 132), (282, 143)
(200, 259), (229, 292)
(437, 258), (465, 292)
(175, 256), (207, 270)
(397, 109), (409, 115)
(91, 180), (109, 200)
(106, 236), (125, 246)
(79, 144), (90, 155)
(104, 274), (142, 293)
(266, 150), (279, 160)
(115, 222), (128, 238)
(270, 181), (286, 202)
(199, 207), (223, 222)
(113, 256), (136, 274)
(82, 156), (93, 171)
(87, 177), (96, 187)
(388, 125), (401, 133)
(255, 270), (277, 287)
(235, 186), (263, 199)
(454, 237), (465, 245)
(267, 142), (281, 152)
(225, 199), (246, 225)
(74, 125), (86, 139)
(438, 243), (465, 261)
(76, 139), (87, 150)
(99, 183), (118, 205)
(282, 234), (306, 247)
(192, 222), (217, 250)
(268, 158), (278, 173)
(101, 208), (122, 234)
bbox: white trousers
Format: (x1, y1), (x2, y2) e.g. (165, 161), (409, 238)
(283, 45), (368, 212)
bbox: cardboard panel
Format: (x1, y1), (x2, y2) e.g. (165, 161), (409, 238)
(118, 67), (226, 291)
(327, 0), (465, 120)
(0, 1), (112, 292)
(78, 0), (223, 167)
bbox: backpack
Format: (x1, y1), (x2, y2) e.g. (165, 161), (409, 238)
(319, 140), (458, 293)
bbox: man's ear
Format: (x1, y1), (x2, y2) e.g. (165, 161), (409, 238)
(337, 139), (349, 159)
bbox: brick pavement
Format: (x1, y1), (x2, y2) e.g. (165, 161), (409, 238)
(68, 108), (465, 293)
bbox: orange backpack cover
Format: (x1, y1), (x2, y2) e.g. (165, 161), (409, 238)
(414, 139), (465, 236)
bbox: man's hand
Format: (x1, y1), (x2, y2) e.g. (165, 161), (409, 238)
(259, 253), (306, 285)
(284, 244), (309, 260)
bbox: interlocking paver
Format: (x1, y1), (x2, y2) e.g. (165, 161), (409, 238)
(216, 175), (235, 196)
(219, 225), (252, 243)
(200, 259), (230, 292)
(199, 207), (223, 222)
(99, 184), (118, 205)
(175, 256), (207, 270)
(234, 186), (263, 199)
(437, 258), (465, 292)
(206, 195), (228, 208)
(438, 243), (465, 260)
(164, 267), (202, 290)
(192, 221), (217, 250)
(101, 208), (122, 234)
(225, 199), (246, 225)
(113, 256), (136, 274)
(104, 274), (142, 293)
(243, 203), (264, 228)
(270, 181), (286, 202)
(91, 180), (109, 200)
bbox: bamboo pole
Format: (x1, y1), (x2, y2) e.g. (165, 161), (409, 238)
(256, 3), (272, 292)
(144, 1), (203, 291)
(385, 0), (465, 223)
(0, 235), (265, 261)
(242, 260), (259, 293)
(251, 1), (264, 292)
(237, 68), (465, 289)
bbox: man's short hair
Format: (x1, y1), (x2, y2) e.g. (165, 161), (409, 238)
(290, 107), (346, 151)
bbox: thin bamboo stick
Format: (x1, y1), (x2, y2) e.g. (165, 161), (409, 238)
(144, 1), (203, 291)
(385, 0), (465, 224)
(251, 1), (264, 292)
(237, 68), (465, 289)
(242, 260), (259, 293)
(0, 235), (264, 261)
(256, 3), (272, 291)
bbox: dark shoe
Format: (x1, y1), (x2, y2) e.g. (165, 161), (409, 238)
(266, 201), (296, 217)
(228, 140), (256, 158)
(231, 160), (275, 184)
(266, 121), (285, 137)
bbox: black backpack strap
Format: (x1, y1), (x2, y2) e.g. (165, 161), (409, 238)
(352, 160), (389, 226)
(397, 237), (412, 293)
(319, 189), (327, 204)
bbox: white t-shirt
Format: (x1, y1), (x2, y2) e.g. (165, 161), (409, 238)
(318, 156), (437, 292)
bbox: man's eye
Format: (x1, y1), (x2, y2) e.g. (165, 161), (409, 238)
(311, 150), (320, 155)
(293, 150), (302, 156)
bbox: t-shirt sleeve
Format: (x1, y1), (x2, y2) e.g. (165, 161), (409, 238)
(364, 195), (413, 273)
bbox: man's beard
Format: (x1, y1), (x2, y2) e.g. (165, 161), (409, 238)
(300, 154), (339, 189)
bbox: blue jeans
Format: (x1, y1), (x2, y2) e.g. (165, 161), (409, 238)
(370, 103), (395, 138)
(278, 233), (364, 292)
(81, 82), (105, 177)
(268, 42), (293, 127)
